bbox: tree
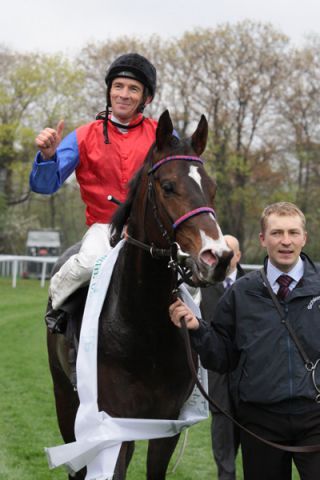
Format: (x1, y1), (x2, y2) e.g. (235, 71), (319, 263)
(0, 46), (86, 252)
(274, 38), (320, 258)
(276, 40), (320, 209)
(4, 24), (320, 261)
(184, 22), (290, 250)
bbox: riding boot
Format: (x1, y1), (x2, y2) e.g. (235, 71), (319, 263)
(45, 308), (68, 334)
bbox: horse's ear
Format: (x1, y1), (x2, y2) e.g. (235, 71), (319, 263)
(156, 110), (174, 150)
(191, 115), (208, 156)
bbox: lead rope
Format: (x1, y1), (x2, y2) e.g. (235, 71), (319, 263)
(167, 248), (190, 475)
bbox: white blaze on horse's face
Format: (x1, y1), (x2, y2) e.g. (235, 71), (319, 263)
(188, 165), (203, 191)
(199, 224), (231, 267)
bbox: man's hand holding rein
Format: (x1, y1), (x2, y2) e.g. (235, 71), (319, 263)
(169, 298), (200, 330)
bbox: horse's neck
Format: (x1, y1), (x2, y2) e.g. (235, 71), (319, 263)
(115, 243), (174, 309)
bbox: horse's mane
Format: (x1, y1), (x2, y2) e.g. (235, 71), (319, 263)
(110, 144), (155, 245)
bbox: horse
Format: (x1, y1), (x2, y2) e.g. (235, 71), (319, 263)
(46, 109), (233, 480)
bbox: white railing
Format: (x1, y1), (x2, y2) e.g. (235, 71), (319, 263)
(0, 254), (261, 289)
(0, 255), (58, 288)
(242, 264), (261, 271)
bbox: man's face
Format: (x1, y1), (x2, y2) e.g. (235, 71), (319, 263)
(110, 77), (149, 122)
(259, 213), (307, 272)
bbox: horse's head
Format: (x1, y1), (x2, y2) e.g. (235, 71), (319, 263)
(147, 110), (233, 285)
(112, 110), (233, 285)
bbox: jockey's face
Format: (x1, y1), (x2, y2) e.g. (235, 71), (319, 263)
(110, 77), (151, 123)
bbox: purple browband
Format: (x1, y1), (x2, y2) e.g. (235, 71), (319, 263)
(148, 155), (204, 174)
(173, 207), (216, 229)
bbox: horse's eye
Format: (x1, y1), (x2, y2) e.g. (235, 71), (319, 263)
(161, 181), (175, 194)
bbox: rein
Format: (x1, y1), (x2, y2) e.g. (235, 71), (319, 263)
(126, 234), (171, 258)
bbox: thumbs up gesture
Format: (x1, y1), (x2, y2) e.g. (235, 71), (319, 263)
(35, 120), (65, 160)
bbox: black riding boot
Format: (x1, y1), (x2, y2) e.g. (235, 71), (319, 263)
(45, 308), (68, 334)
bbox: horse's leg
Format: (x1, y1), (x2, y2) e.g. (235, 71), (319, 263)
(51, 369), (79, 442)
(47, 334), (85, 479)
(146, 434), (180, 480)
(68, 467), (86, 480)
(113, 441), (135, 480)
(54, 382), (87, 480)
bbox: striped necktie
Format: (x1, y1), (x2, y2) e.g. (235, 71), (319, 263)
(277, 274), (293, 300)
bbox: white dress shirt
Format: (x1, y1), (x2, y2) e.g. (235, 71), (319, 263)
(266, 257), (304, 294)
(223, 268), (237, 289)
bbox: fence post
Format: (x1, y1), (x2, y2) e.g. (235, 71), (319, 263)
(41, 262), (47, 288)
(12, 259), (18, 288)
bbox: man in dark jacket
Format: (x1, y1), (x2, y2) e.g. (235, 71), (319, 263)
(201, 235), (244, 480)
(170, 202), (320, 480)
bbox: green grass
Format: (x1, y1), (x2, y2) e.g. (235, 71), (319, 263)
(0, 277), (300, 479)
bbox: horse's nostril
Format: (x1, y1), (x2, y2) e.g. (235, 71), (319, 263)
(200, 250), (217, 267)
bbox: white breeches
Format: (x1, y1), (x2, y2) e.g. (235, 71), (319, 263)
(50, 223), (113, 310)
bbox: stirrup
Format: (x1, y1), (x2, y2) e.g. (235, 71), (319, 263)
(68, 344), (78, 391)
(45, 308), (68, 334)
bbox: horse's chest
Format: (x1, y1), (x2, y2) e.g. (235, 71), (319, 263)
(97, 325), (191, 418)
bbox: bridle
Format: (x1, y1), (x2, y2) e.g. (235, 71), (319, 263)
(146, 154), (216, 243)
(126, 154), (216, 284)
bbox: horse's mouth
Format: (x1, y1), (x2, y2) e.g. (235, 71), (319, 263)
(182, 250), (233, 286)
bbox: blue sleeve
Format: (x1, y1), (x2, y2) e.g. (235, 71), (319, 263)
(29, 130), (80, 194)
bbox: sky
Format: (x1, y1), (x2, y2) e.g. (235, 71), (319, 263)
(1, 0), (319, 55)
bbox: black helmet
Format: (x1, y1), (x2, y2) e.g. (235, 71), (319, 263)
(105, 53), (157, 98)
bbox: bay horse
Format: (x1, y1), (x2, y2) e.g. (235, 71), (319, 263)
(46, 110), (232, 479)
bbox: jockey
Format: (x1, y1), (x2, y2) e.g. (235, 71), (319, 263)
(29, 53), (158, 332)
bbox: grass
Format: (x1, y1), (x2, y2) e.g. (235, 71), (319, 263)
(0, 277), (300, 479)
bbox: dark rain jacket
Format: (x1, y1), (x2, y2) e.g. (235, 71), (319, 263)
(200, 264), (245, 411)
(191, 254), (320, 413)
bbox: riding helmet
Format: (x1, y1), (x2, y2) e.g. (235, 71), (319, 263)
(105, 53), (157, 98)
